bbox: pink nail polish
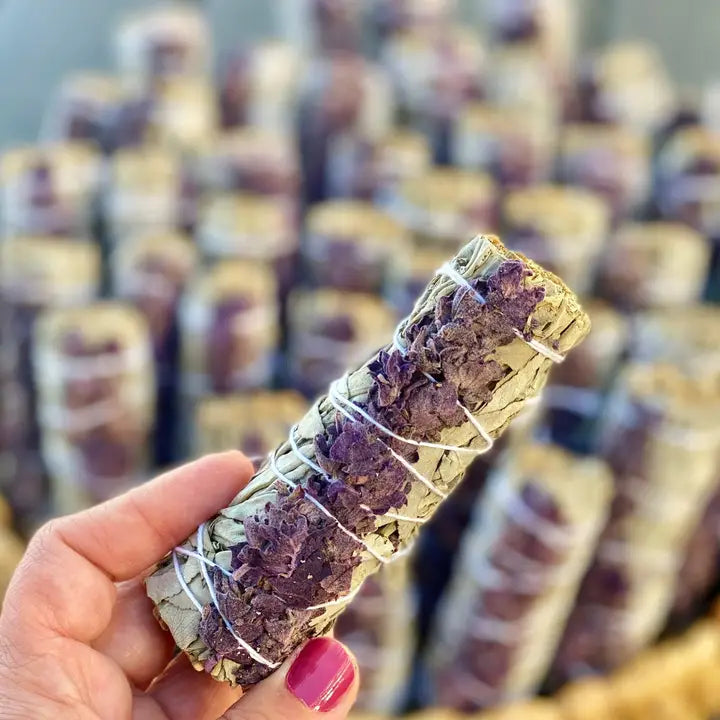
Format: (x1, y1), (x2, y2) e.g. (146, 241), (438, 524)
(286, 638), (355, 712)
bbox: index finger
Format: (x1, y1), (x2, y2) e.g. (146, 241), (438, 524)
(53, 451), (253, 582)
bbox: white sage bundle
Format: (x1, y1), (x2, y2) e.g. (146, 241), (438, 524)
(428, 443), (612, 710)
(325, 128), (432, 202)
(146, 234), (589, 687)
(558, 123), (650, 222)
(452, 102), (557, 189)
(34, 303), (154, 514)
(115, 5), (211, 91)
(0, 142), (101, 238)
(287, 288), (397, 397)
(388, 168), (498, 249)
(552, 363), (720, 682)
(484, 0), (576, 99)
(0, 237), (100, 520)
(576, 41), (676, 133)
(298, 55), (394, 203)
(180, 260), (279, 397)
(631, 305), (720, 381)
(655, 125), (720, 238)
(195, 129), (300, 219)
(382, 25), (485, 158)
(598, 222), (709, 311)
(219, 42), (305, 133)
(113, 231), (197, 465)
(195, 391), (309, 460)
(304, 201), (412, 294)
(502, 184), (610, 296)
(104, 147), (196, 239)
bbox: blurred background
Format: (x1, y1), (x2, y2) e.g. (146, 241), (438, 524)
(0, 1), (719, 718)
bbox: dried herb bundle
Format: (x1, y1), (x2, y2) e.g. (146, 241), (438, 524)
(427, 444), (612, 710)
(552, 364), (720, 681)
(146, 234), (589, 687)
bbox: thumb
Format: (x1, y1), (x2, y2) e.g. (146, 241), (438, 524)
(221, 637), (359, 719)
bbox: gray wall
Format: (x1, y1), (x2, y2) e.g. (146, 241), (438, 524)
(0, 0), (717, 147)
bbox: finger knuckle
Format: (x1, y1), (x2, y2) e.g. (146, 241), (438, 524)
(7, 525), (72, 634)
(24, 520), (63, 563)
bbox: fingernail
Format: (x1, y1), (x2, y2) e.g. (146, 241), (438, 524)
(286, 638), (355, 712)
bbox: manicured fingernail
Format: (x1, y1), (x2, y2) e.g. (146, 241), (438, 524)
(286, 638), (355, 712)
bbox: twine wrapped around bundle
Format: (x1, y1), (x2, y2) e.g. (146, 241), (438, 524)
(146, 234), (589, 687)
(0, 237), (100, 515)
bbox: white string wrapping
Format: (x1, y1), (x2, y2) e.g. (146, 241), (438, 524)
(172, 551), (203, 613)
(273, 255), (558, 614)
(39, 397), (142, 433)
(174, 546), (233, 578)
(45, 344), (148, 380)
(288, 424), (430, 525)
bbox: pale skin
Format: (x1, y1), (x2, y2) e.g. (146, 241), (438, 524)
(0, 452), (359, 720)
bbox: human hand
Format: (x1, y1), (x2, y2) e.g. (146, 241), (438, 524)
(0, 452), (359, 719)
